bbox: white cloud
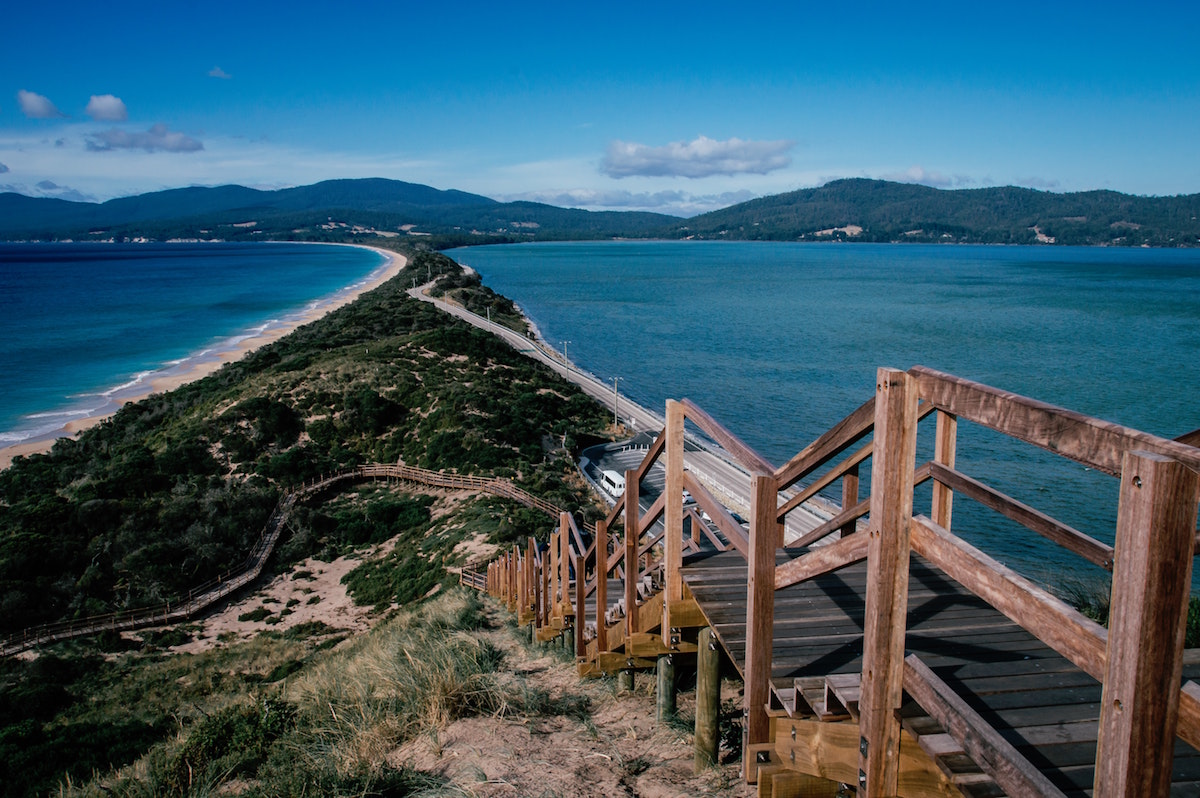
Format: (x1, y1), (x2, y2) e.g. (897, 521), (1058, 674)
(86, 123), (203, 153)
(601, 135), (793, 179)
(208, 66), (232, 79)
(880, 165), (974, 189)
(1015, 176), (1061, 190)
(17, 90), (65, 119)
(0, 128), (441, 201)
(498, 187), (757, 216)
(85, 94), (128, 121)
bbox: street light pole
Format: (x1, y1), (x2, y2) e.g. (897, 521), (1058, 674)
(561, 340), (572, 364)
(612, 376), (621, 428)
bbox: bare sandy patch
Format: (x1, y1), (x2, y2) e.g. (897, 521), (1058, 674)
(814, 224), (863, 237)
(391, 603), (752, 797)
(171, 552), (381, 654)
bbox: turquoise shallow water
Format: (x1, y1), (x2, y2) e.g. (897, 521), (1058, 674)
(0, 242), (386, 445)
(450, 241), (1200, 585)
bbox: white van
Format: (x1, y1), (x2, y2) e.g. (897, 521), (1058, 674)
(600, 469), (626, 496)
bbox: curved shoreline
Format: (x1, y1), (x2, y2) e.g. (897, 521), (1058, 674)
(0, 243), (406, 469)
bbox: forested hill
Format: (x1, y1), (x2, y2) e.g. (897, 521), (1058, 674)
(3, 176), (1199, 246)
(0, 178), (677, 244)
(670, 179), (1200, 246)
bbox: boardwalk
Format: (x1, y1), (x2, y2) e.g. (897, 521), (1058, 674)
(2, 463), (575, 657)
(471, 365), (1200, 797)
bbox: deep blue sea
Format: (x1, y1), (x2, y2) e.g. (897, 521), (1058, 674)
(0, 242), (386, 446)
(450, 241), (1200, 587)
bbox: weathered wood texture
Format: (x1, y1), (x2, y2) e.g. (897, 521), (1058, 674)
(912, 365), (1200, 476)
(903, 654), (1068, 798)
(1095, 451), (1199, 797)
(475, 366), (1200, 797)
(665, 400), (685, 611)
(930, 410), (956, 531)
(746, 473), (782, 747)
(625, 469), (639, 636)
(695, 626), (721, 772)
(859, 368), (920, 797)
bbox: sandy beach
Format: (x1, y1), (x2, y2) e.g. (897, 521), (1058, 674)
(0, 243), (406, 470)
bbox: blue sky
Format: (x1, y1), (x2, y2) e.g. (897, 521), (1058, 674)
(1, 1), (1198, 216)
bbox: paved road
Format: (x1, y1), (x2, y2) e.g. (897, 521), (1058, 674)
(408, 283), (830, 541)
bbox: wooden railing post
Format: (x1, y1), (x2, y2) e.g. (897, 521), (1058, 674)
(559, 512), (571, 616)
(499, 552), (507, 603)
(858, 367), (919, 798)
(596, 519), (609, 652)
(840, 463), (860, 539)
(745, 472), (782, 753)
(508, 546), (518, 613)
(540, 547), (550, 631)
(625, 469), (640, 636)
(1095, 450), (1199, 797)
(695, 626), (721, 772)
(516, 548), (526, 616)
(664, 400), (685, 643)
(550, 527), (560, 621)
(574, 554), (586, 657)
(526, 536), (537, 618)
(931, 409), (957, 530)
(504, 554), (513, 604)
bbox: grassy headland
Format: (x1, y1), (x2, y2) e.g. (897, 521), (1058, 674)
(0, 246), (621, 795)
(0, 248), (608, 634)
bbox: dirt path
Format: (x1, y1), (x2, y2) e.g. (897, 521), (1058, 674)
(392, 603), (754, 798)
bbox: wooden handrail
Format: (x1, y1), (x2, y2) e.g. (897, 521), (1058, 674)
(1177, 428), (1200, 447)
(638, 492), (666, 537)
(775, 530), (869, 590)
(776, 438), (873, 521)
(682, 471), (747, 557)
(774, 396), (877, 490)
(928, 461), (1115, 570)
(680, 398), (775, 475)
(903, 654), (1069, 798)
(910, 513), (1108, 681)
(788, 496), (871, 550)
(632, 428), (668, 484)
(912, 365), (1200, 476)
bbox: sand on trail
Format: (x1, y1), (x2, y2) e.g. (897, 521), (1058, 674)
(168, 490), (498, 655)
(170, 550), (379, 655)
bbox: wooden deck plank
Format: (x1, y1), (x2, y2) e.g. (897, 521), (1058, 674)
(681, 544), (1200, 796)
(678, 514), (1200, 796)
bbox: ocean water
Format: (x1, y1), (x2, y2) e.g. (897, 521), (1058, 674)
(0, 242), (386, 445)
(450, 241), (1200, 585)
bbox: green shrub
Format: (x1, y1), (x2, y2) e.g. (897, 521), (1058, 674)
(165, 698), (296, 792)
(237, 607), (273, 623)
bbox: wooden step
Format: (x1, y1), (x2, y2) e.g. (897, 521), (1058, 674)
(793, 677), (850, 722)
(901, 716), (1000, 795)
(823, 673), (861, 721)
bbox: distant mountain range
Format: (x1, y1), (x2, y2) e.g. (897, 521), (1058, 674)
(2, 177), (1198, 247)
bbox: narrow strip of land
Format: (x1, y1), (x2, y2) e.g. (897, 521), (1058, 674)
(407, 281), (830, 539)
